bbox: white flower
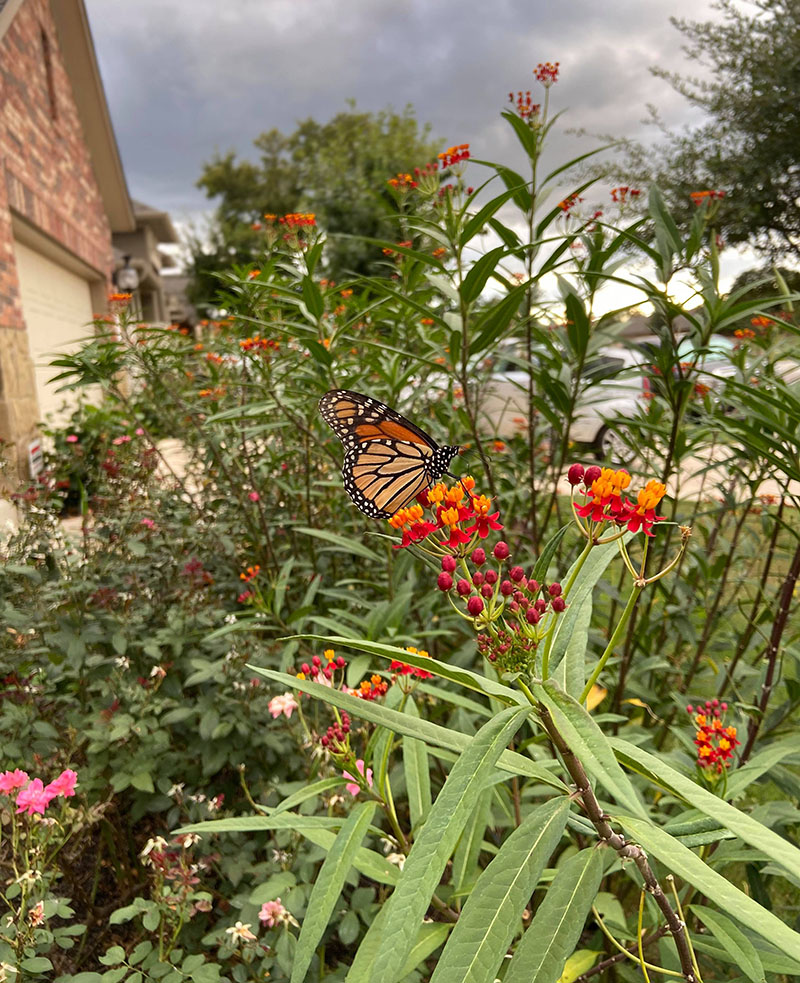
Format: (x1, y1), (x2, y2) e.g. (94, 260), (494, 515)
(225, 920), (257, 943)
(150, 664), (166, 679)
(167, 783), (185, 798)
(386, 852), (406, 870)
(140, 836), (168, 863)
(115, 656), (130, 670)
(177, 833), (201, 848)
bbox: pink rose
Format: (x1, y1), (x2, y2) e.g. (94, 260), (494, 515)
(16, 778), (52, 815)
(0, 769), (30, 794)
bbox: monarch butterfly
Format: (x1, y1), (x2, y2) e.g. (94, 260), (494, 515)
(319, 389), (461, 518)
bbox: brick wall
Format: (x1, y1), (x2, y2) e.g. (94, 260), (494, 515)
(0, 0), (113, 477)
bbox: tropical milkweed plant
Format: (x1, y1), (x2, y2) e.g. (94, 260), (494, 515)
(14, 61), (800, 982)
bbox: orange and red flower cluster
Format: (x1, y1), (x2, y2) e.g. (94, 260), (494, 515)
(687, 700), (740, 772)
(508, 91), (541, 119)
(352, 675), (389, 701)
(438, 144), (470, 168)
(610, 186), (641, 204)
(558, 193), (583, 213)
(534, 61), (560, 86)
(388, 477), (502, 552)
(387, 172), (418, 191)
(264, 212), (317, 227)
(390, 647), (434, 681)
(689, 190), (725, 204)
(569, 464), (667, 537)
(239, 335), (280, 353)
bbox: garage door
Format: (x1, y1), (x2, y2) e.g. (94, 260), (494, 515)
(13, 238), (96, 425)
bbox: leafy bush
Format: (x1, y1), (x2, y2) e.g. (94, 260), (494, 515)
(2, 64), (800, 981)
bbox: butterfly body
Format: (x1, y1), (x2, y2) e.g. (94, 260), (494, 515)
(319, 389), (460, 518)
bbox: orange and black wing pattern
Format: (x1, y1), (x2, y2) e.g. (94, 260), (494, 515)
(319, 390), (460, 519)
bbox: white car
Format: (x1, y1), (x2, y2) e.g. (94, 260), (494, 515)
(475, 335), (738, 459)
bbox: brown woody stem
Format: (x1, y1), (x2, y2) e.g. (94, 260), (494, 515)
(536, 702), (697, 982)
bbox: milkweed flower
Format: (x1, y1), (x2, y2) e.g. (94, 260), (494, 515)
(687, 700), (740, 773)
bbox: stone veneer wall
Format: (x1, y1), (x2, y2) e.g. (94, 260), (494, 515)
(0, 0), (113, 480)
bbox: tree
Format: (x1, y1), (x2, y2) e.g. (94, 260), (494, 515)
(618, 0), (800, 262)
(187, 104), (440, 311)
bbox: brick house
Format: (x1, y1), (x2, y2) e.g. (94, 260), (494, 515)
(0, 0), (135, 483)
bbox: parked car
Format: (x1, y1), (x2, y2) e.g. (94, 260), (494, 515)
(475, 335), (739, 459)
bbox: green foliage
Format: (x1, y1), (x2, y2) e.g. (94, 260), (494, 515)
(616, 0), (800, 261)
(189, 103), (440, 309)
(2, 69), (800, 983)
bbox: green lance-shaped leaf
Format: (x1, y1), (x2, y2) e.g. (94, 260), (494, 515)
(533, 681), (647, 818)
(291, 801), (376, 983)
(503, 847), (604, 983)
(451, 787), (494, 899)
(429, 797), (570, 983)
(295, 634), (526, 705)
(547, 534), (632, 678)
(176, 813), (399, 886)
(253, 668), (565, 789)
(611, 737), (800, 878)
(403, 696), (432, 830)
(616, 815), (800, 962)
(367, 706), (530, 983)
(293, 527), (382, 563)
(460, 246), (509, 305)
(691, 905), (765, 983)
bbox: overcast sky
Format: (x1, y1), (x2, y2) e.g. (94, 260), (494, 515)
(84, 0), (722, 222)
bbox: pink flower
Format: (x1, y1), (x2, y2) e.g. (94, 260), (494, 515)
(135, 427), (145, 436)
(268, 693), (298, 719)
(15, 778), (52, 815)
(65, 434), (79, 444)
(112, 435), (132, 446)
(0, 769), (30, 794)
(248, 491), (260, 502)
(258, 898), (297, 928)
(45, 769), (78, 799)
(342, 759), (373, 797)
(140, 518), (156, 529)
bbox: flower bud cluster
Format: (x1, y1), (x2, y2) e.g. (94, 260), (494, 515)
(437, 538), (567, 675)
(320, 711), (352, 751)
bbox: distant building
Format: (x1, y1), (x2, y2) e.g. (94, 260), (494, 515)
(113, 199), (180, 323)
(0, 0), (185, 484)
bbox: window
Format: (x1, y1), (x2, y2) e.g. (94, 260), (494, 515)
(40, 28), (57, 120)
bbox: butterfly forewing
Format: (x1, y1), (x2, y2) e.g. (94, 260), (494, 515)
(319, 389), (460, 518)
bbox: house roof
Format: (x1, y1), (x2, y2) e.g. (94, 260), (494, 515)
(48, 0), (136, 233)
(132, 199), (179, 244)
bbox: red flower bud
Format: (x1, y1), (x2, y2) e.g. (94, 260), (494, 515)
(471, 548), (486, 566)
(456, 579), (472, 596)
(336, 656), (346, 668)
(467, 596), (484, 616)
(686, 704), (693, 714)
(493, 541), (510, 560)
(534, 599), (547, 613)
(312, 655), (321, 667)
(528, 579), (540, 592)
(441, 555), (457, 573)
(548, 583), (563, 598)
(509, 566), (525, 582)
(485, 569), (498, 585)
(552, 597), (566, 612)
(301, 663), (310, 674)
(481, 583), (493, 598)
(472, 571), (484, 586)
(526, 607), (540, 625)
(567, 463), (585, 485)
(584, 465), (602, 485)
(437, 572), (454, 592)
(500, 580), (514, 596)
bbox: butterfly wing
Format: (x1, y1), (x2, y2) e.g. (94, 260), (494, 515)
(320, 389), (460, 518)
(341, 441), (434, 518)
(319, 390), (440, 450)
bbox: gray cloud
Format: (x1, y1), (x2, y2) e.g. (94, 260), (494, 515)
(84, 0), (722, 220)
